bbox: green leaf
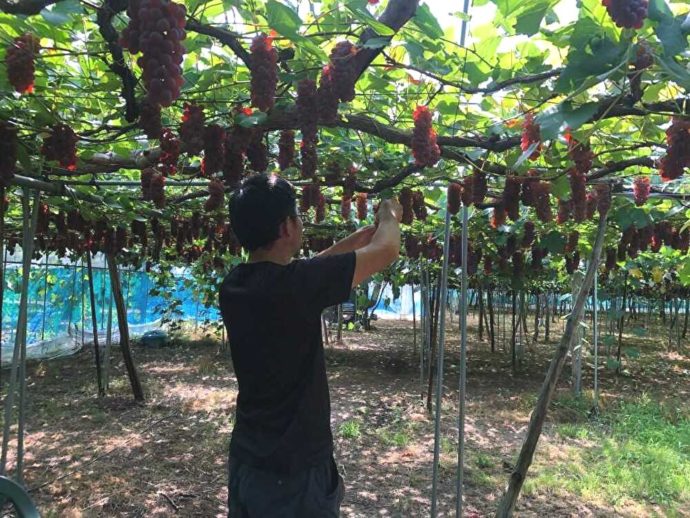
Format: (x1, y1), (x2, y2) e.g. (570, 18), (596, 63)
(541, 230), (566, 254)
(623, 346), (641, 358)
(606, 357), (621, 371)
(648, 0), (673, 21)
(265, 0), (302, 36)
(515, 6), (548, 36)
(412, 4), (444, 39)
(550, 175), (570, 201)
(346, 3), (395, 36)
(656, 18), (687, 56)
(40, 0), (81, 25)
(362, 37), (392, 49)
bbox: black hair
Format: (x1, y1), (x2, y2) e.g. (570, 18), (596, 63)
(228, 173), (298, 251)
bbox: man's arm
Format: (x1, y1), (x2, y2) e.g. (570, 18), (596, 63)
(318, 225), (376, 257)
(352, 199), (402, 288)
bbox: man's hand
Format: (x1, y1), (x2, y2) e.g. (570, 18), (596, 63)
(376, 198), (403, 224)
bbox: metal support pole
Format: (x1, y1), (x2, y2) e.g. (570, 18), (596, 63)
(593, 273), (599, 411)
(456, 204), (469, 517)
(431, 208), (452, 517)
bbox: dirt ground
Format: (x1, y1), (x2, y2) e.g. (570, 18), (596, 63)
(1, 314), (688, 517)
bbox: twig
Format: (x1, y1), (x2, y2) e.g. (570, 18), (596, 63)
(159, 492), (179, 512)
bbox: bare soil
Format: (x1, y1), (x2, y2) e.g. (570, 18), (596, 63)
(1, 314), (688, 517)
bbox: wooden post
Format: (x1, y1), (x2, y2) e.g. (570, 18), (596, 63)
(488, 290), (496, 353)
(495, 211), (608, 517)
(616, 271), (629, 374)
(106, 254), (144, 402)
(0, 187), (5, 388)
(86, 252), (105, 397)
(336, 303), (343, 343)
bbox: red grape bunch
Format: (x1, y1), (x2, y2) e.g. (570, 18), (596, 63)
(412, 191), (427, 221)
(204, 178), (225, 212)
(329, 41), (358, 103)
(150, 171), (166, 208)
(633, 176), (650, 205)
(522, 221), (535, 248)
(250, 33), (278, 112)
(557, 198), (572, 224)
(278, 130), (295, 171)
(566, 132), (594, 174)
(595, 184), (612, 216)
(159, 128), (180, 175)
(119, 0), (187, 107)
(602, 0), (648, 30)
(0, 122), (18, 185)
(297, 79), (320, 178)
(659, 117), (690, 181)
(532, 181), (552, 222)
(341, 196), (352, 220)
(399, 187), (414, 224)
(521, 113), (541, 160)
(5, 33), (40, 94)
(504, 176), (521, 221)
(471, 167), (487, 205)
(202, 124), (225, 176)
(315, 192), (326, 223)
(41, 124), (78, 170)
(247, 131), (269, 173)
(569, 168), (587, 222)
(141, 167), (155, 200)
(317, 65), (339, 124)
(179, 102), (205, 155)
(356, 193), (368, 221)
(139, 99), (163, 139)
(412, 106), (441, 167)
(447, 183), (462, 215)
(491, 200), (507, 229)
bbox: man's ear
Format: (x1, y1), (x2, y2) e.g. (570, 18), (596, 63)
(279, 219), (290, 239)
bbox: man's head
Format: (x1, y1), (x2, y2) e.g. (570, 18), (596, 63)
(229, 173), (303, 254)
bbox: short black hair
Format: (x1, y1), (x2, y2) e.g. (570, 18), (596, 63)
(229, 173), (298, 251)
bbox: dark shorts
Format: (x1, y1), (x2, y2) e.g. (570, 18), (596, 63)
(228, 455), (344, 518)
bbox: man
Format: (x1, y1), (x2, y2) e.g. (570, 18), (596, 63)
(220, 173), (402, 517)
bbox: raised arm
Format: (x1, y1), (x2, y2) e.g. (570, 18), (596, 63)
(352, 199), (402, 288)
(318, 225), (377, 257)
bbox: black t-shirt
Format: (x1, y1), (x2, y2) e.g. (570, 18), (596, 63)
(219, 252), (356, 474)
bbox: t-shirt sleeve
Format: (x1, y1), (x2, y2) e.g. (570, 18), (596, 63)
(292, 252), (356, 311)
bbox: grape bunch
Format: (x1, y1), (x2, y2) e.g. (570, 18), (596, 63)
(447, 183), (462, 215)
(141, 167), (155, 200)
(356, 193), (368, 221)
(317, 65), (339, 124)
(491, 200), (506, 229)
(247, 131), (268, 173)
(179, 102), (205, 155)
(139, 99), (163, 139)
(250, 33), (278, 112)
(521, 171), (539, 206)
(633, 176), (650, 206)
(341, 196), (352, 220)
(204, 178), (225, 212)
(532, 181), (552, 222)
(41, 124), (78, 170)
(315, 192), (326, 223)
(531, 246), (545, 270)
(569, 168), (587, 222)
(566, 133), (594, 174)
(301, 183), (320, 213)
(297, 79), (318, 142)
(460, 179), (473, 207)
(471, 167), (487, 205)
(119, 0), (187, 107)
(483, 255), (493, 275)
(202, 124), (225, 176)
(595, 184), (612, 216)
(329, 40), (358, 103)
(659, 117), (690, 181)
(585, 190), (598, 219)
(512, 252), (524, 277)
(399, 187), (414, 224)
(159, 128), (180, 175)
(521, 113), (541, 160)
(635, 40), (653, 70)
(639, 224), (653, 251)
(278, 130), (295, 171)
(5, 34), (40, 94)
(504, 176), (521, 221)
(565, 231), (579, 254)
(131, 220), (148, 248)
(602, 0), (648, 30)
(522, 221), (535, 248)
(412, 106), (441, 167)
(150, 172), (166, 208)
(404, 235), (421, 259)
(557, 198), (572, 224)
(300, 140), (318, 179)
(412, 191), (427, 221)
(0, 122), (18, 185)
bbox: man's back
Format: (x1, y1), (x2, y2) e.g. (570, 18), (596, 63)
(220, 254), (355, 474)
